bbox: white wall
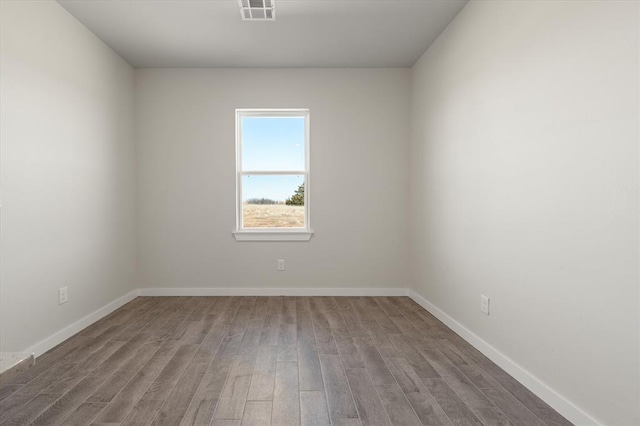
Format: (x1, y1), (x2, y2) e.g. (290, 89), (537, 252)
(136, 69), (410, 291)
(0, 1), (137, 353)
(409, 1), (639, 424)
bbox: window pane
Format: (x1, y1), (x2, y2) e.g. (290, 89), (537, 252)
(242, 116), (305, 171)
(251, 8), (265, 19)
(242, 175), (305, 228)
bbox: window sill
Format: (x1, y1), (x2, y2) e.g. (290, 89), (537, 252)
(233, 230), (314, 242)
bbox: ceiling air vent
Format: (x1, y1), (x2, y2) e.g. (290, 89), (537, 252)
(239, 0), (275, 21)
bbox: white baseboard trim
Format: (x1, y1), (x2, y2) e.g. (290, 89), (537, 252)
(138, 287), (408, 297)
(1, 289), (140, 375)
(407, 289), (599, 426)
(2, 284), (600, 426)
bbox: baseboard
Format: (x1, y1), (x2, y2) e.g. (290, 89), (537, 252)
(138, 287), (408, 297)
(407, 289), (599, 426)
(0, 289), (140, 375)
(2, 284), (599, 426)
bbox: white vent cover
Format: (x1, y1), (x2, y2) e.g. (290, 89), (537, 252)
(239, 0), (275, 21)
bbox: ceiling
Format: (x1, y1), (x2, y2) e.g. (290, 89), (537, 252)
(57, 0), (468, 68)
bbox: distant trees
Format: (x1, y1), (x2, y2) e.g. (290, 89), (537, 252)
(285, 183), (304, 206)
(246, 198), (278, 205)
(245, 183), (304, 206)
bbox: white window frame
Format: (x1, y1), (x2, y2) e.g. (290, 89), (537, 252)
(233, 108), (313, 242)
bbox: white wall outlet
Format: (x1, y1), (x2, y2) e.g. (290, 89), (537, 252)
(277, 259), (285, 271)
(59, 287), (68, 305)
(480, 295), (490, 315)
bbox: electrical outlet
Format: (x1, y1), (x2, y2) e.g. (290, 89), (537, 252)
(277, 259), (285, 271)
(480, 295), (490, 315)
(59, 287), (68, 305)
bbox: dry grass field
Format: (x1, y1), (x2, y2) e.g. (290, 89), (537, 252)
(243, 204), (304, 228)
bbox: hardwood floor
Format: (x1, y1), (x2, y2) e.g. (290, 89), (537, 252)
(0, 296), (572, 425)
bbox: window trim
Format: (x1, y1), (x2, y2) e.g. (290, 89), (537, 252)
(233, 108), (313, 242)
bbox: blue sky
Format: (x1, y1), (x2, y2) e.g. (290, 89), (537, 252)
(241, 116), (305, 202)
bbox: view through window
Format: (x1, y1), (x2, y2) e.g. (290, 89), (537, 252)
(236, 109), (310, 231)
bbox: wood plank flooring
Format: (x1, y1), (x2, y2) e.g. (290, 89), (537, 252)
(0, 296), (572, 425)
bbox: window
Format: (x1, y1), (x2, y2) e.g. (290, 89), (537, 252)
(234, 109), (312, 241)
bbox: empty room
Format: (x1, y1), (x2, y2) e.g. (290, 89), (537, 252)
(0, 0), (638, 425)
